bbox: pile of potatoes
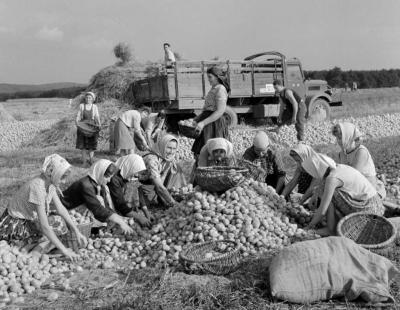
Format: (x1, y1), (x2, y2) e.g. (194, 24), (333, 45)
(81, 179), (318, 269)
(0, 120), (57, 151)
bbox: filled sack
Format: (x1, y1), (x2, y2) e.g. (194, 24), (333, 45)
(269, 236), (399, 304)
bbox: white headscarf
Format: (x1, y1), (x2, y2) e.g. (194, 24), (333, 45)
(302, 154), (336, 179)
(42, 154), (71, 194)
(253, 131), (270, 151)
(290, 143), (317, 162)
(115, 154), (146, 181)
(338, 122), (363, 153)
(207, 138), (234, 158)
(88, 159), (113, 186)
(85, 91), (96, 101)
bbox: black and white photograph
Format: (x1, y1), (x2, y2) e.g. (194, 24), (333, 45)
(0, 0), (400, 308)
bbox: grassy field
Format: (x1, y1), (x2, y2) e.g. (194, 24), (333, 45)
(1, 90), (400, 309)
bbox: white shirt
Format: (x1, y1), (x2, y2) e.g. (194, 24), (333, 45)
(164, 49), (176, 63)
(119, 110), (141, 130)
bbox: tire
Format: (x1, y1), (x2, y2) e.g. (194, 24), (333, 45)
(307, 98), (331, 122)
(224, 106), (238, 128)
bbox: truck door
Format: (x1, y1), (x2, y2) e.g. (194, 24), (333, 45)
(286, 63), (306, 100)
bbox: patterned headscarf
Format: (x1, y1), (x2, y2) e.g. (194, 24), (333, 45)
(115, 154), (146, 181)
(338, 122), (363, 153)
(153, 134), (179, 161)
(302, 154), (336, 179)
(42, 154), (71, 186)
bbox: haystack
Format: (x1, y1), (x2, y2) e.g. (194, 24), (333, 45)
(0, 103), (15, 122)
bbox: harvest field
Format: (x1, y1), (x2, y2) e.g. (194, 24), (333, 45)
(1, 89), (400, 309)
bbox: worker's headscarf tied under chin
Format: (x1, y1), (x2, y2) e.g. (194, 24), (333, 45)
(207, 66), (231, 93)
(115, 154), (146, 181)
(338, 122), (363, 153)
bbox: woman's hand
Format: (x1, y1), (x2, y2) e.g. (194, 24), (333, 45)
(63, 248), (80, 262)
(133, 213), (151, 228)
(75, 231), (88, 248)
(118, 220), (134, 235)
(195, 121), (205, 133)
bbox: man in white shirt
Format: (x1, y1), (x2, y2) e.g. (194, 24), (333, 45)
(164, 43), (176, 68)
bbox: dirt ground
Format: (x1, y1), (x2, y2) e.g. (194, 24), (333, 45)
(2, 91), (400, 309)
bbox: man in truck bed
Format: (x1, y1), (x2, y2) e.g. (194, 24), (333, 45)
(274, 79), (307, 141)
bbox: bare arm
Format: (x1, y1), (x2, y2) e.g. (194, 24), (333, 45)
(35, 202), (70, 254)
(308, 177), (341, 228)
(152, 177), (176, 207)
(281, 167), (301, 198)
(94, 106), (101, 126)
(353, 148), (370, 173)
(278, 97), (285, 121)
(76, 105), (82, 124)
(200, 87), (227, 127)
(133, 114), (149, 149)
(52, 193), (80, 234)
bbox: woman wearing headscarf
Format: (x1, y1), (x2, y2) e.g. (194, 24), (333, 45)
(332, 122), (386, 199)
(61, 159), (133, 235)
(242, 131), (286, 194)
(304, 154), (384, 236)
(76, 92), (101, 165)
(281, 144), (318, 202)
(198, 138), (236, 167)
(191, 66), (231, 158)
(139, 134), (187, 209)
(108, 154), (153, 228)
(0, 154), (86, 261)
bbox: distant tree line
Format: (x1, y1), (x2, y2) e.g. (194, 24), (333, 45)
(304, 67), (400, 89)
(0, 86), (86, 102)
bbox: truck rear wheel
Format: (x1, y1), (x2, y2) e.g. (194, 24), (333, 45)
(308, 98), (331, 122)
(224, 106), (238, 128)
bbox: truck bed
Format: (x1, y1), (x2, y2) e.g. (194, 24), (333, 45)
(131, 60), (285, 109)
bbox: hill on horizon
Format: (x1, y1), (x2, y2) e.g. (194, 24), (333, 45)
(0, 82), (86, 94)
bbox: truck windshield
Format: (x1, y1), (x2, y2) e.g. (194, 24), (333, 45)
(287, 64), (303, 81)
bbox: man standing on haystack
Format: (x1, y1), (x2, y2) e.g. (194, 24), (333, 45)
(163, 43), (176, 68)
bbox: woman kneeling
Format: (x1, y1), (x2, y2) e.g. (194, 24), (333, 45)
(304, 154), (384, 236)
(198, 138), (236, 167)
(0, 154), (86, 261)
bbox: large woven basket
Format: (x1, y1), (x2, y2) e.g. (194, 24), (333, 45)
(337, 212), (397, 253)
(60, 222), (93, 252)
(178, 123), (199, 139)
(179, 240), (242, 275)
(77, 121), (100, 137)
(195, 166), (248, 193)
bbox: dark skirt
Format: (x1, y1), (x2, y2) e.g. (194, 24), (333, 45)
(76, 127), (99, 150)
(191, 111), (230, 155)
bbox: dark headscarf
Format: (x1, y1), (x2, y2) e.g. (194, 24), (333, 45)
(207, 66), (231, 93)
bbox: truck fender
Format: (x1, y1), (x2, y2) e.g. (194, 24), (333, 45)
(305, 92), (332, 107)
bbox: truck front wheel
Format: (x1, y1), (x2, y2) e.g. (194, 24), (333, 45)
(224, 106), (238, 128)
(307, 98), (331, 122)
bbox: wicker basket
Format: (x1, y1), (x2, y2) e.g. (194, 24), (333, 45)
(178, 123), (199, 139)
(195, 166), (248, 193)
(77, 121), (100, 138)
(236, 159), (267, 182)
(179, 240), (242, 275)
(60, 222), (93, 252)
(336, 212), (397, 253)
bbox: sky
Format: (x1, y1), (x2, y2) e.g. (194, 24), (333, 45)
(0, 0), (399, 84)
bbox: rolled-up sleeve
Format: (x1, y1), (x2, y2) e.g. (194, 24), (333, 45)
(81, 182), (114, 222)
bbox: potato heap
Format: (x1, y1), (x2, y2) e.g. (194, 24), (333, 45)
(170, 185), (195, 201)
(69, 210), (93, 225)
(0, 120), (58, 151)
(86, 179), (318, 269)
(178, 119), (196, 127)
(174, 113), (400, 161)
(0, 241), (74, 304)
(283, 203), (313, 228)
